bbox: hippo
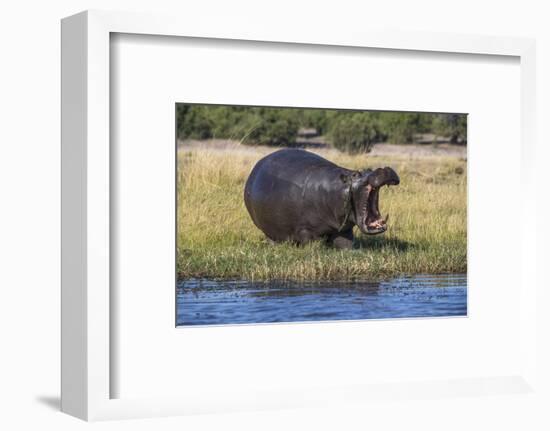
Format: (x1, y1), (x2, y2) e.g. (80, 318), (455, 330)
(244, 148), (400, 249)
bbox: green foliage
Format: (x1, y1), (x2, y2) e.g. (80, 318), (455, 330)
(176, 105), (215, 140)
(176, 106), (259, 141)
(245, 108), (300, 146)
(375, 112), (433, 145)
(326, 113), (383, 154)
(176, 104), (467, 153)
(297, 109), (330, 135)
(432, 114), (467, 144)
(176, 105), (299, 146)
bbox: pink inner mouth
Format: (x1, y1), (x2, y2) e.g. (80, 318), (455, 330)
(367, 219), (386, 229)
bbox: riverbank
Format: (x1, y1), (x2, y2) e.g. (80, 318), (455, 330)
(177, 143), (467, 281)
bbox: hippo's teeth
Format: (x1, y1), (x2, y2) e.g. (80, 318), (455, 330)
(384, 213), (389, 223)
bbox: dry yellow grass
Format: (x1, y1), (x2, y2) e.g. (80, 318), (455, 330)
(177, 145), (467, 281)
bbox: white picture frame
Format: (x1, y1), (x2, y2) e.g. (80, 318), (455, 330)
(61, 9), (540, 421)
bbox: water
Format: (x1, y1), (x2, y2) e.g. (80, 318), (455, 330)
(176, 273), (467, 326)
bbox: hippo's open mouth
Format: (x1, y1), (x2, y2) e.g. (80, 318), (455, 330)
(362, 185), (386, 234)
(357, 171), (399, 235)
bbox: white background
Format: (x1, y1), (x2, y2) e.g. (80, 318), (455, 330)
(112, 34), (522, 399)
(1, 1), (549, 430)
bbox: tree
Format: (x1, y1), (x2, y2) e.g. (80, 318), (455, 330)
(243, 108), (300, 146)
(377, 112), (427, 145)
(432, 114), (467, 144)
(175, 105), (467, 150)
(327, 113), (382, 154)
(177, 105), (214, 140)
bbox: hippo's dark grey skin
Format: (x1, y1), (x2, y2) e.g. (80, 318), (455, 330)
(244, 149), (400, 249)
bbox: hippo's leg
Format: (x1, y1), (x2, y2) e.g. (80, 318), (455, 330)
(295, 228), (315, 246)
(328, 229), (354, 249)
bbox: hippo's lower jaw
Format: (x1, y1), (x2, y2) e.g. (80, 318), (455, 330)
(364, 225), (387, 235)
(363, 223), (387, 235)
(364, 213), (389, 235)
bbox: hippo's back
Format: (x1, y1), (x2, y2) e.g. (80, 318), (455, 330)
(244, 149), (339, 241)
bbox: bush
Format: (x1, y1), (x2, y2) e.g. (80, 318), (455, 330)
(176, 105), (467, 152)
(377, 113), (426, 145)
(242, 108), (300, 146)
(327, 113), (381, 154)
(177, 105), (215, 140)
(298, 109), (330, 135)
(432, 114), (467, 144)
(177, 105), (299, 146)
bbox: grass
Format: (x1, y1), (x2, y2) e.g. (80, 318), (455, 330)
(177, 145), (467, 281)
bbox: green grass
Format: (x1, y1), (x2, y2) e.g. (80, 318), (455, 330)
(177, 146), (467, 281)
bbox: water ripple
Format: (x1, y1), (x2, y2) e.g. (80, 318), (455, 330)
(177, 274), (467, 326)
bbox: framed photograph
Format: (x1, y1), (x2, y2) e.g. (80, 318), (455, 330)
(61, 10), (541, 421)
(175, 103), (468, 326)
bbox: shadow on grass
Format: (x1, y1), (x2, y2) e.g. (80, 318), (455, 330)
(254, 236), (416, 253)
(355, 236), (415, 252)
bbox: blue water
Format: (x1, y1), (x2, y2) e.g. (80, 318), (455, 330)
(176, 273), (467, 326)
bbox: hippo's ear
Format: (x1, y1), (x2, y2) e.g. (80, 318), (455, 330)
(340, 171), (361, 184)
(339, 173), (351, 184)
